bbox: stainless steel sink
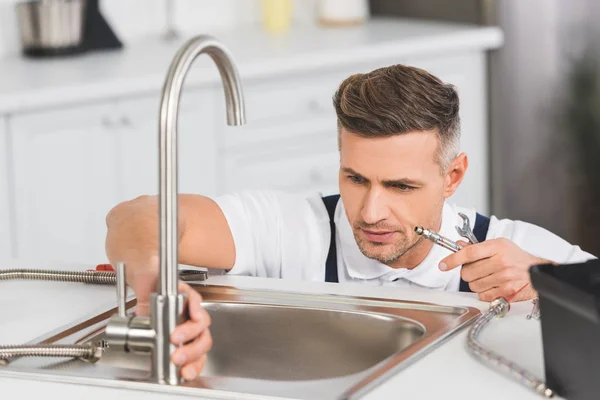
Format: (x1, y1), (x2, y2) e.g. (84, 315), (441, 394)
(0, 283), (480, 399)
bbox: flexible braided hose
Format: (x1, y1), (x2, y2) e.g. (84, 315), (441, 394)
(0, 269), (116, 285)
(467, 298), (554, 398)
(0, 269), (117, 364)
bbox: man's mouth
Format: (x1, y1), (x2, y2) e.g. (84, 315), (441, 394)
(361, 229), (396, 243)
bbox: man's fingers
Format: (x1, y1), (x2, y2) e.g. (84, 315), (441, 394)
(187, 289), (207, 322)
(170, 310), (211, 345)
(439, 241), (496, 271)
(467, 269), (507, 293)
(181, 355), (208, 381)
(460, 258), (502, 283)
(177, 282), (208, 322)
(477, 282), (533, 302)
(477, 287), (504, 302)
(172, 330), (213, 368)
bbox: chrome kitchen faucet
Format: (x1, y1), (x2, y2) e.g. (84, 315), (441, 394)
(104, 35), (246, 385)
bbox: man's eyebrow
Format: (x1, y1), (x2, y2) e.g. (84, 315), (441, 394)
(382, 177), (424, 187)
(341, 167), (424, 186)
(341, 167), (364, 177)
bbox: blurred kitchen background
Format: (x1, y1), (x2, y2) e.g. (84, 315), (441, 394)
(0, 0), (599, 266)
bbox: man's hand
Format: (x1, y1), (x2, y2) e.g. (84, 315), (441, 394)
(105, 197), (214, 381)
(439, 238), (548, 302)
(170, 282), (213, 381)
(118, 257), (212, 381)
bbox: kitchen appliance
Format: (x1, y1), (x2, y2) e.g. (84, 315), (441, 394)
(16, 0), (86, 56)
(15, 0), (122, 58)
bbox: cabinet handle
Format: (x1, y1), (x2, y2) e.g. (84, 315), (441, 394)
(120, 116), (132, 127)
(101, 117), (115, 128)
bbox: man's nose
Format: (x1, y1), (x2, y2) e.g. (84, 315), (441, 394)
(360, 191), (390, 225)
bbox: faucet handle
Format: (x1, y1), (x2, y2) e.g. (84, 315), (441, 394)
(115, 262), (127, 318)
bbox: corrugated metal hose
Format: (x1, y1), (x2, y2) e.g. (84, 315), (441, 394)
(0, 269), (117, 364)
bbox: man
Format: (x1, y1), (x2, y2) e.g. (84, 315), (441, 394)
(105, 64), (595, 379)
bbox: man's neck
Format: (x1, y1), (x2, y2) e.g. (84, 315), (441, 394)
(389, 214), (443, 270)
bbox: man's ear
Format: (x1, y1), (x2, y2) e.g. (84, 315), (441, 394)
(444, 153), (468, 199)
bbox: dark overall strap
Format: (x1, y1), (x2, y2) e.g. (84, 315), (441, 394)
(322, 195), (341, 283)
(459, 213), (491, 292)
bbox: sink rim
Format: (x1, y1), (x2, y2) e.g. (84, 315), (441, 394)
(1, 283), (481, 400)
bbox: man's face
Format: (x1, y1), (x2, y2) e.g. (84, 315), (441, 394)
(339, 128), (459, 266)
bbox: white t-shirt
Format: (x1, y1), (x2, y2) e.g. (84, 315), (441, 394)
(214, 190), (596, 291)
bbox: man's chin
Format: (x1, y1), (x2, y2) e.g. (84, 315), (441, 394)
(357, 244), (402, 264)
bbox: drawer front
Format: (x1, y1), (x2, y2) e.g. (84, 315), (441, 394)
(222, 114), (337, 150)
(221, 124), (340, 195)
(223, 150), (340, 195)
(241, 71), (346, 124)
(10, 101), (116, 134)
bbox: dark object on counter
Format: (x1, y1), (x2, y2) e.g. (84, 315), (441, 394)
(369, 0), (488, 25)
(15, 0), (121, 58)
(82, 0), (122, 52)
(530, 259), (600, 400)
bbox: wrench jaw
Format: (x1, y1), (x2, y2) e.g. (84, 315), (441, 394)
(455, 212), (479, 244)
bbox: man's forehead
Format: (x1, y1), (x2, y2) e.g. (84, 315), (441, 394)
(339, 130), (439, 162)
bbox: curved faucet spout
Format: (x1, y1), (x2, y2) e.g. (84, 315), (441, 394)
(156, 35), (246, 384)
(159, 35), (245, 298)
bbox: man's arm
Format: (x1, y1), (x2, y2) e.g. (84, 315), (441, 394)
(105, 194), (236, 274)
(104, 193), (235, 379)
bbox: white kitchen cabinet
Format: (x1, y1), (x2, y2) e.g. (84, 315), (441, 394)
(0, 116), (12, 260)
(10, 101), (122, 264)
(9, 88), (218, 265)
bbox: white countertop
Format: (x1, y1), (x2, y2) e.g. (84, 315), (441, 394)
(0, 18), (502, 114)
(0, 259), (558, 400)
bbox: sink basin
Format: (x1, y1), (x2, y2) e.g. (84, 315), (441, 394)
(0, 284), (480, 399)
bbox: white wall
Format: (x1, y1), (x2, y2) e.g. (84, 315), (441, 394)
(0, 0), (317, 58)
(488, 0), (600, 242)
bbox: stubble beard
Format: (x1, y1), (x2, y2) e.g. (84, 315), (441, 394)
(352, 224), (422, 265)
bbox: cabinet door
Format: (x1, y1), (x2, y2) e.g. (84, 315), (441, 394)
(10, 102), (122, 264)
(118, 88), (218, 202)
(10, 88), (219, 265)
(0, 116), (12, 260)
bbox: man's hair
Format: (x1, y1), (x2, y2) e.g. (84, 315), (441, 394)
(332, 64), (461, 171)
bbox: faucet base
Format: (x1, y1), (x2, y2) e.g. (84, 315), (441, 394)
(150, 292), (187, 385)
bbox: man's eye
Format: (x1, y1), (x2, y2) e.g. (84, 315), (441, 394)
(348, 175), (365, 184)
(393, 184), (414, 191)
